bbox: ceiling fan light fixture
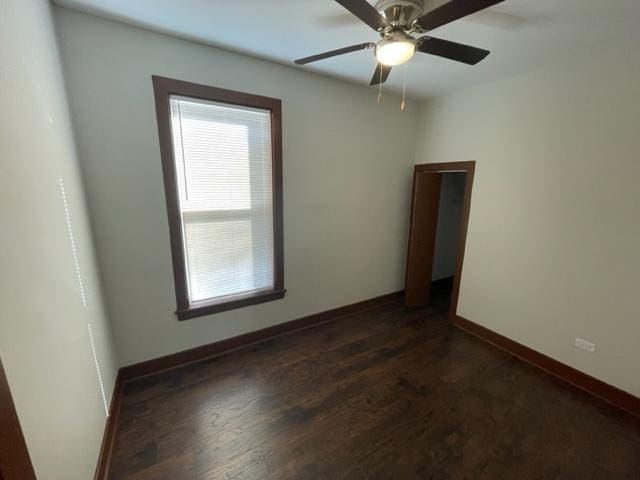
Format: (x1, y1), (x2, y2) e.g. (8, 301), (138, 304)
(375, 33), (416, 66)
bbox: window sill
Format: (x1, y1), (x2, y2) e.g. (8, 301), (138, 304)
(176, 289), (286, 321)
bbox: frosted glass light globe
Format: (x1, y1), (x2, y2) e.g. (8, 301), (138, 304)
(375, 34), (416, 66)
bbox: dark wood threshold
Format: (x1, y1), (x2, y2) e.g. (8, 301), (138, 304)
(452, 314), (640, 419)
(176, 289), (286, 320)
(94, 290), (402, 479)
(431, 276), (454, 288)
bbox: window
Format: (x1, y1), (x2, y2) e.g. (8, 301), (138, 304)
(153, 76), (284, 320)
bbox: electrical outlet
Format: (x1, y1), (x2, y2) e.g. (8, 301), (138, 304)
(574, 337), (596, 353)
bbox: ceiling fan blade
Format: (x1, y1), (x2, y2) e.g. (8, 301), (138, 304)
(415, 0), (505, 31)
(417, 36), (490, 65)
(334, 0), (390, 31)
(370, 64), (392, 86)
(294, 42), (374, 65)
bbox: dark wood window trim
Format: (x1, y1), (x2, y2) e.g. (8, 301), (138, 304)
(152, 76), (285, 320)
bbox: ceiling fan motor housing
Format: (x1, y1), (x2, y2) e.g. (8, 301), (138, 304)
(375, 0), (425, 28)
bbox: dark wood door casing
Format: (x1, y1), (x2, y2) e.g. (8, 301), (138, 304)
(405, 162), (475, 316)
(405, 172), (442, 307)
(0, 356), (36, 480)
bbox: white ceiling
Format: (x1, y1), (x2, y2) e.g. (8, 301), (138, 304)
(52, 0), (640, 99)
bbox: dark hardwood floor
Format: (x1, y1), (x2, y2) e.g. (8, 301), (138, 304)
(110, 284), (640, 479)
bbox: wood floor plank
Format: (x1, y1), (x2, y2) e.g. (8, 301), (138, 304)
(109, 293), (640, 479)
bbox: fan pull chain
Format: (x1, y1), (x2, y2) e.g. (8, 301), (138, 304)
(401, 63), (407, 111)
(378, 66), (383, 104)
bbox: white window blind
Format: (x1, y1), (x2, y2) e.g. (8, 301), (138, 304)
(169, 95), (274, 304)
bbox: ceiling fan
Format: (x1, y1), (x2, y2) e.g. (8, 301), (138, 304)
(294, 0), (505, 86)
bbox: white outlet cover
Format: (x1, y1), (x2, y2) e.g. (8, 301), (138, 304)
(574, 337), (596, 353)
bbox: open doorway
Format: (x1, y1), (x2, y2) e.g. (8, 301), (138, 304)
(431, 172), (466, 312)
(404, 162), (475, 319)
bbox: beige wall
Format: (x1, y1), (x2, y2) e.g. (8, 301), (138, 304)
(415, 57), (640, 396)
(54, 7), (418, 366)
(0, 1), (118, 478)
